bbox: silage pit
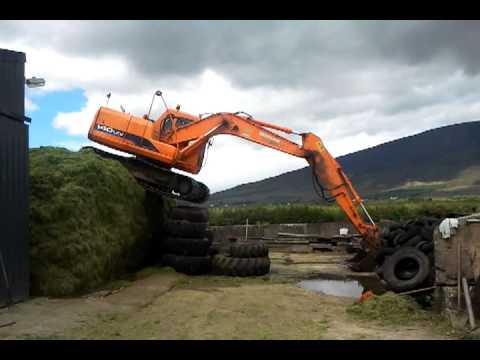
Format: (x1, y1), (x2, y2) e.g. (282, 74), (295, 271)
(28, 147), (167, 297)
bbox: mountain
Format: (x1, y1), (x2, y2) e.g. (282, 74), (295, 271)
(209, 121), (480, 206)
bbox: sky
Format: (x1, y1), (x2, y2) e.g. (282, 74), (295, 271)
(2, 20), (480, 193)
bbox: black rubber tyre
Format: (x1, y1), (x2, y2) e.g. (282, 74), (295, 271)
(169, 206), (208, 222)
(420, 242), (434, 253)
(164, 219), (208, 237)
(229, 242), (269, 258)
(212, 255), (270, 277)
(406, 223), (422, 234)
(208, 244), (220, 256)
(421, 226), (434, 242)
(162, 253), (178, 267)
(345, 244), (357, 254)
(404, 235), (423, 248)
(374, 247), (396, 265)
(415, 241), (429, 251)
(397, 224), (422, 245)
(388, 223), (403, 232)
(380, 227), (390, 239)
(393, 231), (409, 246)
(383, 247), (431, 292)
(162, 236), (212, 256)
(421, 217), (440, 227)
(375, 264), (385, 276)
(379, 236), (390, 248)
(162, 253), (211, 275)
(206, 229), (214, 241)
(387, 229), (403, 241)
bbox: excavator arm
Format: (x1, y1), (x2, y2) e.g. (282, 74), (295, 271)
(166, 112), (380, 250)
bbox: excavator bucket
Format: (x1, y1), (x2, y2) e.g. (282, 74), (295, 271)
(346, 249), (379, 272)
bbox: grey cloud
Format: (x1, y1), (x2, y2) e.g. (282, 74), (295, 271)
(359, 21), (480, 74)
(3, 20), (479, 87)
(71, 20), (480, 86)
(3, 20), (480, 146)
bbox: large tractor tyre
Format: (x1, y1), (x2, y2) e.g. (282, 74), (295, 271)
(162, 236), (212, 256)
(169, 206), (209, 223)
(229, 242), (269, 258)
(382, 247), (431, 292)
(212, 255), (270, 277)
(162, 254), (211, 275)
(164, 219), (208, 238)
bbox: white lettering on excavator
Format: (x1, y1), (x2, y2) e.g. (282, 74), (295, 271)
(96, 124), (125, 137)
(259, 131), (281, 144)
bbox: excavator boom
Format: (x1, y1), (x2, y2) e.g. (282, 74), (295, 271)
(88, 106), (380, 250)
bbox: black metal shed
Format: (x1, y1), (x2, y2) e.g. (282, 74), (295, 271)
(0, 49), (30, 307)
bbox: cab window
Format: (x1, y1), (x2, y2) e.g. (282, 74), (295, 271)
(161, 117), (173, 135)
(176, 117), (193, 129)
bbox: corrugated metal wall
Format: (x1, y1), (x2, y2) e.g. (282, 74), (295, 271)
(0, 49), (30, 306)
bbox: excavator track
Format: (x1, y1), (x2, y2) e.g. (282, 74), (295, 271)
(81, 146), (210, 203)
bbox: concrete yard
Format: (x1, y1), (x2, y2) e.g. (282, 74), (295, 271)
(0, 251), (458, 340)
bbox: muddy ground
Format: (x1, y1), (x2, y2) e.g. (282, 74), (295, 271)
(0, 251), (459, 340)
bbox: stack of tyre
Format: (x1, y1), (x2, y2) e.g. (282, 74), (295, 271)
(160, 205), (212, 275)
(212, 242), (271, 277)
(375, 217), (440, 292)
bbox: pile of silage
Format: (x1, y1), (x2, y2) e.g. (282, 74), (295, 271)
(29, 147), (157, 297)
(346, 292), (431, 326)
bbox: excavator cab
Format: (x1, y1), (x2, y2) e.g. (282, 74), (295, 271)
(153, 110), (198, 141)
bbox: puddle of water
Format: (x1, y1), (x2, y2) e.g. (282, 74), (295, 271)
(298, 276), (386, 299)
(298, 279), (364, 298)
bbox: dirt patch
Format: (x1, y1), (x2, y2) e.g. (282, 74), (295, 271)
(63, 277), (455, 340)
(0, 252), (460, 340)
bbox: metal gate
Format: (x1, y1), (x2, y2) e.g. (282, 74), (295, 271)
(0, 49), (30, 306)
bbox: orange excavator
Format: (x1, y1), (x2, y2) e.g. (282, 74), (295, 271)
(86, 91), (380, 252)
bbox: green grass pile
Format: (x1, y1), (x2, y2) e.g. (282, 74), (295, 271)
(29, 147), (156, 297)
(346, 292), (431, 326)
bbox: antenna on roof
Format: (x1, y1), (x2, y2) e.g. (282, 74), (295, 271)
(106, 92), (111, 106)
